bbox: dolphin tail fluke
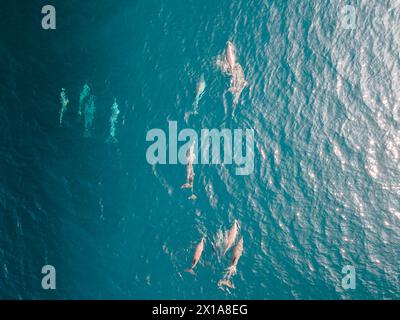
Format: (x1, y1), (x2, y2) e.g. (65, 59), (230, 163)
(218, 279), (235, 289)
(188, 194), (197, 201)
(184, 268), (196, 276)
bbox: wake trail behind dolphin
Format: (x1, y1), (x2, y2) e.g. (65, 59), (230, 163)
(212, 228), (226, 259)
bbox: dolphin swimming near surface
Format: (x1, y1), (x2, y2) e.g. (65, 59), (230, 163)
(185, 75), (206, 123)
(222, 219), (239, 256)
(226, 41), (237, 73)
(184, 237), (205, 275)
(181, 162), (194, 189)
(59, 88), (69, 126)
(106, 98), (120, 143)
(230, 63), (248, 109)
(217, 41), (248, 114)
(78, 83), (91, 116)
(218, 237), (244, 289)
(225, 237), (243, 277)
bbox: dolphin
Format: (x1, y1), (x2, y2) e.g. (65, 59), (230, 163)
(218, 41), (248, 113)
(181, 142), (197, 200)
(185, 237), (205, 275)
(106, 98), (120, 143)
(194, 75), (206, 114)
(83, 95), (96, 137)
(187, 141), (195, 163)
(229, 63), (248, 108)
(181, 162), (194, 190)
(78, 83), (90, 116)
(226, 43), (248, 109)
(185, 76), (206, 123)
(226, 41), (237, 73)
(59, 88), (69, 126)
(226, 237), (243, 277)
(218, 237), (244, 289)
(222, 219), (239, 256)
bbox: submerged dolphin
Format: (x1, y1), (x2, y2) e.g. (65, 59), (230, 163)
(194, 74), (206, 114)
(78, 83), (90, 116)
(84, 95), (96, 137)
(185, 76), (206, 123)
(185, 237), (205, 275)
(107, 98), (120, 143)
(59, 88), (69, 126)
(218, 237), (244, 289)
(222, 219), (239, 256)
(181, 142), (197, 200)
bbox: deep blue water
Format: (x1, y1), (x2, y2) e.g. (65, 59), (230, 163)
(0, 0), (399, 299)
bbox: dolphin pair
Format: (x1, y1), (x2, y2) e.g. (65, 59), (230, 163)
(184, 221), (244, 289)
(181, 141), (197, 200)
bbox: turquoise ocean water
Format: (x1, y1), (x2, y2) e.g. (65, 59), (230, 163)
(0, 0), (399, 299)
